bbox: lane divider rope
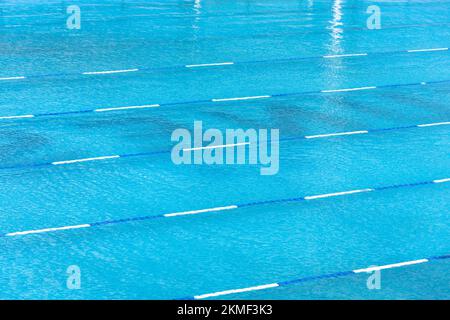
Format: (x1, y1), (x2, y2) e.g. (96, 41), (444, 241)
(81, 68), (139, 75)
(1, 47), (448, 82)
(178, 254), (450, 300)
(1, 79), (449, 121)
(0, 120), (448, 172)
(1, 176), (449, 238)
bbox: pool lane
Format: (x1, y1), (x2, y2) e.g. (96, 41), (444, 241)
(0, 82), (449, 170)
(1, 1), (450, 75)
(205, 258), (450, 300)
(0, 121), (449, 235)
(0, 180), (448, 299)
(2, 26), (450, 77)
(1, 49), (449, 118)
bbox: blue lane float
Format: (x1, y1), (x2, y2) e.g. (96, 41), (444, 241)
(0, 119), (449, 172)
(0, 78), (450, 121)
(0, 46), (448, 83)
(177, 254), (450, 300)
(0, 176), (449, 238)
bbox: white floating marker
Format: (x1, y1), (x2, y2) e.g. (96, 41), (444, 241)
(6, 224), (91, 237)
(52, 155), (120, 165)
(305, 130), (368, 139)
(0, 76), (26, 81)
(95, 104), (160, 112)
(186, 62), (234, 68)
(305, 189), (373, 200)
(323, 53), (367, 58)
(417, 121), (450, 127)
(194, 283), (279, 299)
(212, 95), (271, 102)
(0, 114), (34, 120)
(353, 259), (428, 273)
(433, 178), (450, 184)
(407, 48), (448, 53)
(183, 142), (250, 152)
(321, 86), (376, 93)
(163, 205), (238, 218)
(82, 69), (139, 75)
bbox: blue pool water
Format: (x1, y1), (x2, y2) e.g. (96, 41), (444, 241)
(0, 0), (449, 299)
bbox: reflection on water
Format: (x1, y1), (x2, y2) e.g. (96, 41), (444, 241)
(194, 0), (202, 14)
(192, 0), (202, 30)
(328, 0), (344, 53)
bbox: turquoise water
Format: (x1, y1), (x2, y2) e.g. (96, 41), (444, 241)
(0, 0), (449, 299)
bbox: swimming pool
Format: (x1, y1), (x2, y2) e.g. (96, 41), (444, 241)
(0, 0), (449, 299)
